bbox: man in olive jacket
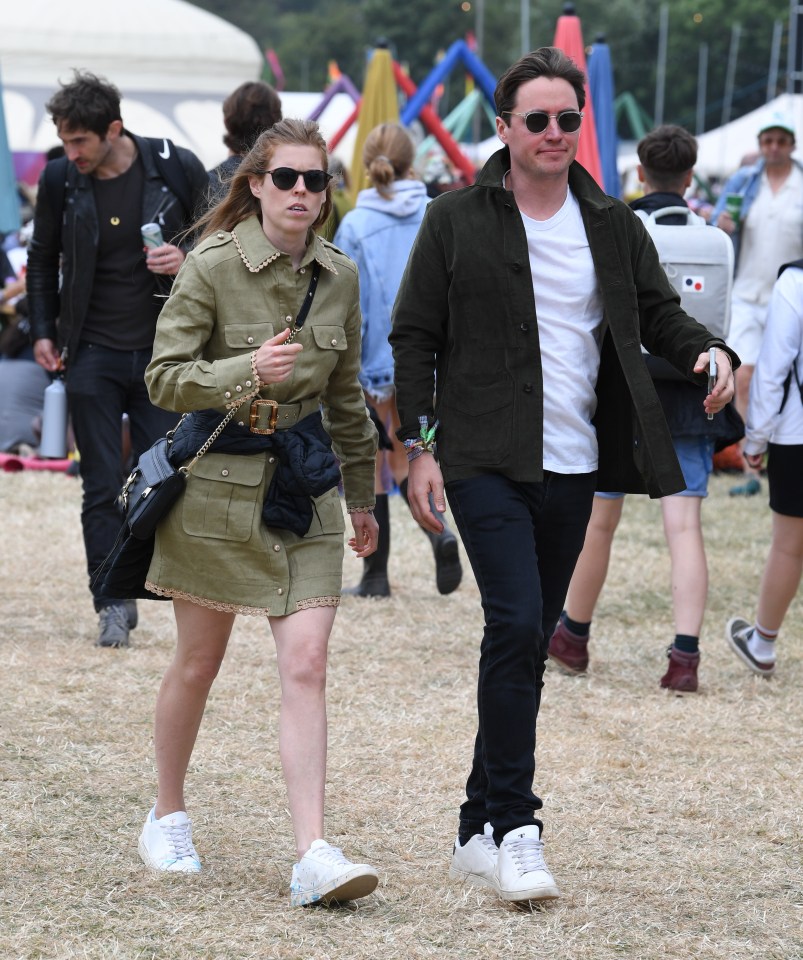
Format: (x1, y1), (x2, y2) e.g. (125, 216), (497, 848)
(390, 48), (737, 906)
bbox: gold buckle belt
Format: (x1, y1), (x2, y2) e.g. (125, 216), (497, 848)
(249, 398), (279, 435)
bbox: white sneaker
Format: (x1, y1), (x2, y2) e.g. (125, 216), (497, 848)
(290, 839), (378, 907)
(138, 807), (202, 873)
(449, 822), (500, 891)
(495, 824), (560, 902)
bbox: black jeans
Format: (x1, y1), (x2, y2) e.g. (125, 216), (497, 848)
(446, 470), (597, 844)
(65, 343), (177, 609)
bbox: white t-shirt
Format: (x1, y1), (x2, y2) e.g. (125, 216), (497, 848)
(520, 190), (604, 473)
(734, 165), (803, 305)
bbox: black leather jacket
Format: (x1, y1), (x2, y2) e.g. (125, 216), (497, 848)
(27, 132), (209, 363)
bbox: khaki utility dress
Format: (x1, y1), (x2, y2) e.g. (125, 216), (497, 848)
(144, 215), (377, 616)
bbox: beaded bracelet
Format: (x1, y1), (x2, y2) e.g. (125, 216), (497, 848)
(347, 505), (375, 514)
(250, 349), (263, 390)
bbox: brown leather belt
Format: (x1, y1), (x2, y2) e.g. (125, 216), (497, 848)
(248, 397), (320, 434)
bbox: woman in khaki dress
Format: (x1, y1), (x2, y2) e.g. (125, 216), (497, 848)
(136, 118), (380, 907)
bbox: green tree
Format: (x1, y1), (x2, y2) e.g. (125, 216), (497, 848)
(189, 0), (793, 135)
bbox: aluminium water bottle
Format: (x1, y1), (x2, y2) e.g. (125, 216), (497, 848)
(39, 376), (68, 458)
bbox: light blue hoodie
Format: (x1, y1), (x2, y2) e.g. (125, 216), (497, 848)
(333, 179), (429, 394)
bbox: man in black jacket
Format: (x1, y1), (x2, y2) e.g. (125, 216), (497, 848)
(27, 71), (209, 648)
(391, 49), (737, 906)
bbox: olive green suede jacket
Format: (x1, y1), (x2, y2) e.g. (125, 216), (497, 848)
(390, 148), (740, 497)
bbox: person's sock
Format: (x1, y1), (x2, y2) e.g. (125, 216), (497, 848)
(750, 622), (778, 661)
(561, 611), (591, 638)
(673, 633), (699, 654)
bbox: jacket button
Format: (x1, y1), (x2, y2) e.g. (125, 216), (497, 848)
(247, 336), (254, 344)
(512, 262), (522, 272)
(217, 232), (225, 239)
(331, 338), (338, 346)
(520, 322), (529, 332)
(237, 421), (245, 427)
(224, 391), (232, 399)
(273, 544), (281, 552)
(221, 469), (229, 477)
(300, 267), (306, 274)
(245, 379), (252, 387)
(269, 456), (276, 464)
(285, 315), (293, 323)
(235, 384), (242, 392)
(277, 587), (284, 595)
(523, 383), (533, 393)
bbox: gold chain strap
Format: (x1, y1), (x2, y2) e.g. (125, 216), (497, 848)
(180, 393), (254, 474)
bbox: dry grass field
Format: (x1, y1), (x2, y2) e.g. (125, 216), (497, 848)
(1, 469), (801, 960)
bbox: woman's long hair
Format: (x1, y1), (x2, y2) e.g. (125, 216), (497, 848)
(196, 118), (333, 241)
(362, 123), (416, 200)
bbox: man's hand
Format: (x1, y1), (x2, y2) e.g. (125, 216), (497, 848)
(145, 243), (186, 276)
(714, 210), (738, 236)
(406, 453), (446, 534)
(33, 338), (62, 373)
(745, 452), (764, 470)
(347, 511), (379, 557)
(693, 347), (734, 415)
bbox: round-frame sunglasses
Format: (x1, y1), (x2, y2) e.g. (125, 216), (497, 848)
(503, 110), (584, 135)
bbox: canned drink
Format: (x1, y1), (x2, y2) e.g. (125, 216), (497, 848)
(141, 222), (164, 249)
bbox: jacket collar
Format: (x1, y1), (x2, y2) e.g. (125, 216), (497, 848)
(476, 145), (614, 212)
(230, 215), (338, 275)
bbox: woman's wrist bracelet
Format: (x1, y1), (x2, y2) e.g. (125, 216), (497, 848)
(347, 505), (375, 514)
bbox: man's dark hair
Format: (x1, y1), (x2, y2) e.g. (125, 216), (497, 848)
(637, 124), (697, 192)
(46, 71), (122, 136)
(495, 47), (586, 122)
(222, 81), (283, 155)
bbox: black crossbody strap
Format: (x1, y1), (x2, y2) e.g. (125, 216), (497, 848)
(295, 261), (322, 331)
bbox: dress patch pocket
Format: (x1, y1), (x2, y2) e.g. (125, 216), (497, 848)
(182, 453), (264, 542)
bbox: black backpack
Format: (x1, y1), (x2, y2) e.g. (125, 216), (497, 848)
(43, 136), (194, 224)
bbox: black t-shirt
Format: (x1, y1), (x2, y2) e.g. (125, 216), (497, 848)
(82, 157), (161, 350)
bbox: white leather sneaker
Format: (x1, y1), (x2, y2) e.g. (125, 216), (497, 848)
(290, 840), (378, 907)
(138, 807), (201, 873)
(495, 824), (560, 902)
(449, 822), (500, 891)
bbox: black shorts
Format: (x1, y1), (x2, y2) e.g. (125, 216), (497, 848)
(767, 443), (803, 518)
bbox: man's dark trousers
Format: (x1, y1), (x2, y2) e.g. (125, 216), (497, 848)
(446, 470), (597, 845)
(66, 343), (177, 609)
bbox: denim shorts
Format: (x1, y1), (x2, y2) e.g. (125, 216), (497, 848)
(597, 435), (715, 500)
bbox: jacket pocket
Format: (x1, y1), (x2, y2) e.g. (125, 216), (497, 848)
(224, 322), (276, 350)
(439, 375), (513, 466)
(182, 453), (264, 541)
(304, 487), (346, 538)
(311, 325), (348, 352)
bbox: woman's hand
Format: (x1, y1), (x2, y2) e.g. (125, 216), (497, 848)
(348, 511), (379, 557)
(254, 328), (304, 384)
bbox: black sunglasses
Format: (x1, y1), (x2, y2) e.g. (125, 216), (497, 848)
(265, 167), (333, 192)
(504, 110), (583, 134)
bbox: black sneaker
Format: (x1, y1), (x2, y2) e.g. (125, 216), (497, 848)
(725, 617), (775, 677)
(96, 603), (131, 648)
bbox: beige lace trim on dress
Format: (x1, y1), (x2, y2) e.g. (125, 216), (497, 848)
(145, 581), (341, 617)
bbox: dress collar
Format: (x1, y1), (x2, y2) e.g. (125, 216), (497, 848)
(230, 215), (338, 275)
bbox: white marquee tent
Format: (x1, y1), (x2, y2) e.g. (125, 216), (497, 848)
(0, 0), (357, 175)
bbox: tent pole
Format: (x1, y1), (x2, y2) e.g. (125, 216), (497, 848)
(654, 4), (668, 127)
(768, 20), (783, 101)
(720, 23), (741, 127)
(696, 43), (708, 136)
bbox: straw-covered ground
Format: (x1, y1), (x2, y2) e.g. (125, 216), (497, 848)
(1, 469), (801, 960)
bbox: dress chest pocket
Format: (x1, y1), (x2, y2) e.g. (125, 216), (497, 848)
(311, 325), (347, 352)
(224, 323), (276, 351)
(182, 453), (265, 542)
